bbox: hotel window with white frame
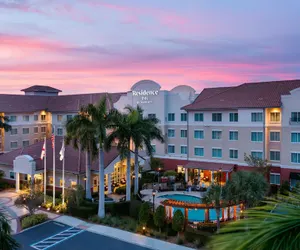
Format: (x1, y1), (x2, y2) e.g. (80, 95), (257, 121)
(180, 146), (187, 155)
(180, 129), (187, 138)
(291, 153), (300, 163)
(194, 113), (204, 122)
(291, 132), (300, 143)
(251, 112), (263, 122)
(212, 130), (222, 140)
(212, 148), (222, 158)
(270, 112), (280, 122)
(194, 147), (204, 157)
(168, 145), (175, 154)
(22, 128), (29, 134)
(57, 128), (63, 136)
(10, 141), (18, 149)
(23, 115), (29, 122)
(9, 171), (15, 180)
(41, 114), (46, 121)
(34, 115), (38, 121)
(34, 127), (38, 134)
(10, 128), (18, 135)
(9, 116), (17, 122)
(167, 113), (175, 122)
(181, 113), (187, 122)
(291, 112), (300, 122)
(167, 129), (175, 138)
(270, 131), (280, 142)
(57, 115), (63, 122)
(41, 126), (46, 133)
(270, 151), (280, 161)
(151, 144), (156, 153)
(229, 113), (238, 122)
(212, 113), (222, 122)
(270, 173), (280, 185)
(229, 149), (238, 159)
(22, 140), (29, 147)
(251, 132), (263, 142)
(229, 131), (238, 141)
(194, 130), (204, 139)
(251, 151), (263, 159)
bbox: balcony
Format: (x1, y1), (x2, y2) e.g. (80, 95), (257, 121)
(289, 118), (300, 125)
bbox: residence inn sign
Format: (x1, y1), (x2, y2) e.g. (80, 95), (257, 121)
(130, 80), (161, 104)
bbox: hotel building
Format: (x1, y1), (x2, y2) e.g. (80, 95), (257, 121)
(0, 79), (300, 192)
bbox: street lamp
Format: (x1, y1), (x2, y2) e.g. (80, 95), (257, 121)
(152, 190), (156, 214)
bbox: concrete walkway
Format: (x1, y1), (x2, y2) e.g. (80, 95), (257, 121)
(54, 215), (194, 250)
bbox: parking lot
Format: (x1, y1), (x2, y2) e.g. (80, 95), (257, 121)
(14, 221), (152, 250)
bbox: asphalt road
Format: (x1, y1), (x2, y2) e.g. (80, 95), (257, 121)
(14, 221), (152, 250)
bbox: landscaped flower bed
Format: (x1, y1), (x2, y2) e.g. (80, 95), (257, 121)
(21, 213), (48, 229)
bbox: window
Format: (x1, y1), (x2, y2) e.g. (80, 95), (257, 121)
(229, 113), (238, 122)
(57, 128), (63, 136)
(34, 115), (38, 121)
(41, 115), (46, 121)
(194, 113), (203, 122)
(10, 141), (18, 149)
(229, 149), (238, 159)
(168, 145), (175, 154)
(229, 131), (238, 141)
(194, 130), (204, 139)
(22, 128), (29, 134)
(148, 114), (156, 119)
(181, 113), (187, 122)
(270, 151), (280, 161)
(23, 115), (29, 122)
(9, 116), (17, 122)
(251, 151), (263, 159)
(10, 128), (18, 135)
(270, 132), (280, 142)
(167, 129), (175, 138)
(251, 112), (263, 122)
(41, 127), (46, 133)
(180, 129), (187, 138)
(71, 181), (77, 188)
(59, 179), (65, 187)
(212, 148), (222, 158)
(291, 153), (300, 163)
(34, 127), (38, 134)
(194, 147), (204, 157)
(251, 132), (263, 142)
(151, 145), (156, 153)
(212, 113), (222, 122)
(212, 130), (222, 140)
(9, 171), (15, 179)
(22, 140), (29, 147)
(270, 112), (280, 122)
(270, 174), (280, 185)
(49, 177), (53, 185)
(167, 113), (175, 122)
(34, 138), (39, 143)
(291, 132), (300, 143)
(57, 115), (63, 122)
(291, 112), (300, 122)
(180, 146), (187, 155)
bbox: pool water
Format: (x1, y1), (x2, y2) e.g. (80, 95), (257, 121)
(159, 194), (201, 203)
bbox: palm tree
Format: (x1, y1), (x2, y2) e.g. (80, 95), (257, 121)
(65, 110), (98, 200)
(125, 106), (164, 195)
(0, 115), (11, 132)
(0, 212), (20, 250)
(203, 184), (222, 231)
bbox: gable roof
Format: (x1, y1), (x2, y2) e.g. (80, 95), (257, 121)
(21, 85), (62, 93)
(183, 79), (300, 111)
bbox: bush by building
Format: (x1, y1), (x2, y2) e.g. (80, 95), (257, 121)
(139, 202), (150, 226)
(21, 213), (48, 229)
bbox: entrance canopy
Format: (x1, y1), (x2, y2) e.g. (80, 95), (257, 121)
(13, 155), (36, 175)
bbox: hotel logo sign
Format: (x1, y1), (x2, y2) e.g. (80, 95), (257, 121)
(132, 90), (159, 104)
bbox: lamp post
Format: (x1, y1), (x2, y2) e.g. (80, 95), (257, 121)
(152, 190), (156, 214)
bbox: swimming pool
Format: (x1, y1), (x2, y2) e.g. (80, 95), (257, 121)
(159, 194), (201, 203)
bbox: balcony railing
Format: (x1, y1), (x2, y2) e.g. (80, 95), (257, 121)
(289, 118), (300, 125)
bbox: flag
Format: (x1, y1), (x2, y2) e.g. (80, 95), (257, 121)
(51, 134), (55, 149)
(41, 140), (46, 160)
(59, 140), (65, 161)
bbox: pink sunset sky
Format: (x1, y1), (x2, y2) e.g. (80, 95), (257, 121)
(1, 0), (300, 94)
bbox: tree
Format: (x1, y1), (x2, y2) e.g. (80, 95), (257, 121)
(14, 190), (43, 215)
(139, 202), (150, 226)
(0, 212), (20, 250)
(65, 185), (85, 207)
(172, 210), (184, 237)
(203, 184), (222, 231)
(150, 157), (164, 171)
(223, 171), (269, 209)
(154, 205), (166, 232)
(65, 108), (98, 200)
(0, 115), (11, 132)
(244, 153), (271, 175)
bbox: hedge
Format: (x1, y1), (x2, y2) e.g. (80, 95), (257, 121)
(21, 213), (48, 229)
(69, 205), (98, 219)
(46, 190), (62, 199)
(105, 201), (130, 216)
(115, 186), (126, 195)
(184, 226), (211, 245)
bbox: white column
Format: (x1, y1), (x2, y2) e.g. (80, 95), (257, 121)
(15, 172), (20, 192)
(107, 173), (112, 194)
(211, 171), (214, 184)
(185, 168), (188, 183)
(226, 172), (229, 181)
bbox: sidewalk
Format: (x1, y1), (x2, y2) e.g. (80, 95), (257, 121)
(55, 215), (195, 250)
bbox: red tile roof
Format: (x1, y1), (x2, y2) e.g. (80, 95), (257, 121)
(183, 79), (300, 110)
(21, 85), (62, 93)
(0, 137), (120, 174)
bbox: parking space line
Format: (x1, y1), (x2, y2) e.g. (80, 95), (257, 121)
(30, 227), (84, 250)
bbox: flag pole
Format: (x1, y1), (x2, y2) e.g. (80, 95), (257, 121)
(44, 136), (47, 204)
(53, 125), (56, 207)
(62, 136), (65, 205)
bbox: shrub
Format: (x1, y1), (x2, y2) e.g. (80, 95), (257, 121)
(165, 222), (177, 236)
(154, 205), (166, 232)
(46, 189), (62, 199)
(172, 210), (184, 236)
(21, 213), (48, 229)
(15, 191), (43, 215)
(69, 205), (97, 219)
(65, 185), (85, 207)
(115, 186), (126, 195)
(185, 226), (211, 244)
(176, 236), (184, 245)
(129, 200), (142, 219)
(105, 202), (130, 216)
(139, 202), (150, 226)
(280, 181), (290, 196)
(194, 239), (204, 249)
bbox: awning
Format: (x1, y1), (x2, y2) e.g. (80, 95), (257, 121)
(290, 172), (300, 180)
(184, 161), (234, 172)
